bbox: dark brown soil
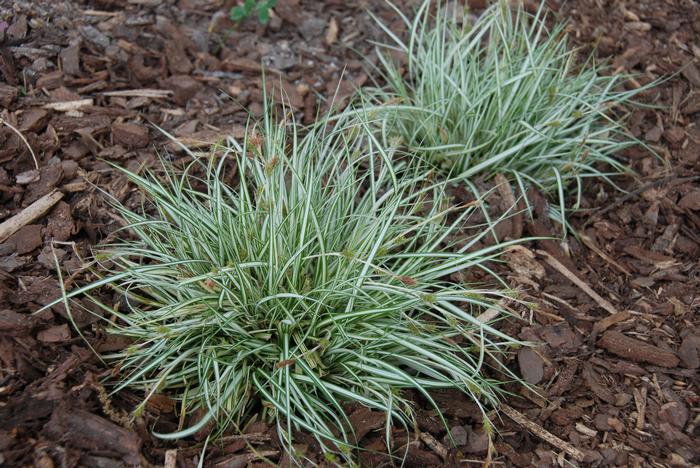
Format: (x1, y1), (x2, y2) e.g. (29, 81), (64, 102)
(0, 0), (698, 466)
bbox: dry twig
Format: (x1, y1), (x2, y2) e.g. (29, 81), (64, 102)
(0, 190), (63, 242)
(500, 404), (585, 462)
(579, 233), (631, 277)
(102, 89), (173, 98)
(537, 249), (618, 315)
(419, 431), (449, 461)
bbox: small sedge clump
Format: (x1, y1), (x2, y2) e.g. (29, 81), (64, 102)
(55, 110), (523, 463)
(365, 0), (648, 223)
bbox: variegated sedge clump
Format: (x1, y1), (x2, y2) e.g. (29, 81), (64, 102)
(367, 0), (646, 225)
(55, 111), (522, 464)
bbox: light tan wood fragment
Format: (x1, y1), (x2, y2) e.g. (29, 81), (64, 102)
(419, 431), (449, 460)
(0, 190), (63, 243)
(43, 99), (93, 111)
(537, 249), (618, 315)
(501, 404), (585, 462)
(164, 449), (177, 468)
(102, 89), (173, 98)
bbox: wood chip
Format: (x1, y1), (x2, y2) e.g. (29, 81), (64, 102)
(574, 423), (597, 438)
(501, 404), (585, 462)
(16, 169), (39, 184)
(679, 190), (700, 210)
(10, 224), (43, 254)
(44, 407), (141, 465)
(624, 21), (651, 32)
(112, 122), (149, 149)
(547, 359), (578, 397)
(495, 173), (523, 239)
(591, 311), (632, 339)
(81, 9), (122, 17)
(325, 17), (339, 46)
(0, 190), (63, 243)
(35, 71), (64, 90)
(0, 309), (34, 333)
(164, 75), (202, 106)
(505, 245), (545, 280)
(0, 83), (19, 107)
(419, 431), (449, 461)
(598, 330), (680, 368)
(211, 451), (279, 468)
(475, 297), (511, 323)
(37, 324), (71, 343)
(518, 347), (545, 385)
(164, 449), (177, 468)
(102, 89), (173, 98)
(633, 387), (647, 430)
(582, 361), (616, 403)
(62, 181), (88, 192)
(43, 99), (93, 112)
(537, 249), (618, 315)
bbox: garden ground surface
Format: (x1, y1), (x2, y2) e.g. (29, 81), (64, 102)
(0, 0), (698, 466)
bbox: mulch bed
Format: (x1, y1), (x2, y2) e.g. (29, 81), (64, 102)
(0, 0), (698, 466)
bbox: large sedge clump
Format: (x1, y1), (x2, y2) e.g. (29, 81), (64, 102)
(368, 0), (643, 219)
(58, 112), (522, 462)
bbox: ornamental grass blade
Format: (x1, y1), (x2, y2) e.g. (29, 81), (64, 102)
(362, 0), (656, 231)
(44, 107), (525, 463)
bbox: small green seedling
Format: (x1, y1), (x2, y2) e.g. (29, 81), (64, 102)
(230, 0), (277, 24)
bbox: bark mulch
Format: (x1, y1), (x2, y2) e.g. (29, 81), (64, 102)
(0, 0), (698, 466)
